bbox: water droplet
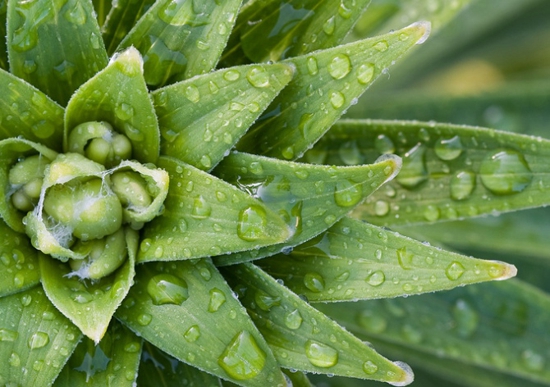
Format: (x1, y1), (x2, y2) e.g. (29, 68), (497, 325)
(284, 309), (303, 330)
(452, 299), (479, 338)
(9, 352), (20, 367)
(334, 180), (362, 207)
(223, 69), (240, 81)
(71, 291), (93, 304)
(435, 136), (463, 160)
(184, 325), (201, 342)
(147, 273), (189, 306)
(402, 324), (422, 343)
(374, 200), (389, 216)
(200, 155), (212, 169)
(366, 271), (385, 286)
(14, 273), (25, 288)
(363, 360), (379, 374)
(281, 146), (295, 160)
(33, 360), (44, 371)
(124, 123), (144, 141)
(199, 266), (212, 281)
(446, 261), (465, 280)
(184, 84), (200, 103)
(90, 33), (100, 49)
(237, 205), (268, 242)
(158, 0), (208, 26)
(137, 313), (152, 326)
(218, 331), (266, 380)
(330, 91), (345, 109)
(374, 134), (395, 154)
(328, 54), (351, 79)
(28, 331), (49, 349)
(23, 59), (37, 74)
(255, 290), (281, 311)
(374, 40), (389, 52)
(450, 170), (476, 200)
(246, 66), (270, 88)
(32, 120), (56, 139)
(423, 205), (440, 222)
(304, 272), (325, 292)
(356, 63), (375, 84)
(124, 342), (140, 353)
(397, 247), (414, 269)
(306, 57), (318, 75)
(479, 149), (532, 195)
(64, 1), (87, 25)
(208, 288), (226, 312)
(521, 349), (545, 371)
(357, 310), (387, 333)
(305, 340), (338, 368)
(0, 328), (18, 342)
(192, 195), (212, 219)
(396, 143), (428, 188)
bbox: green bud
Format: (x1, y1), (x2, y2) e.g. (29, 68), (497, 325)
(111, 171), (152, 209)
(9, 155), (50, 212)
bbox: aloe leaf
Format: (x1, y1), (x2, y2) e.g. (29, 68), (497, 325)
(222, 0), (370, 66)
(0, 1), (7, 70)
(0, 138), (58, 233)
(64, 47), (160, 164)
(301, 119), (550, 226)
(213, 151), (400, 266)
(139, 342), (223, 387)
(317, 279), (550, 385)
(40, 228), (138, 343)
(54, 320), (141, 386)
(257, 216), (516, 302)
(236, 22), (430, 161)
(0, 69), (64, 150)
(92, 0), (112, 27)
(0, 219), (40, 297)
(221, 263), (414, 385)
(6, 0), (108, 106)
(101, 0), (155, 54)
(117, 0), (242, 88)
(116, 259), (287, 387)
(0, 286), (82, 386)
(152, 63), (294, 171)
(138, 156), (291, 263)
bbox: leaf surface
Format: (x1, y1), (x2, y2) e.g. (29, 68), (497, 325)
(257, 216), (516, 302)
(221, 263), (414, 385)
(0, 1), (7, 70)
(236, 22), (430, 160)
(152, 63), (293, 171)
(0, 286), (82, 386)
(213, 152), (400, 266)
(7, 0), (108, 106)
(116, 259), (287, 387)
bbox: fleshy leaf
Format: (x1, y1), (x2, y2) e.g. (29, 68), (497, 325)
(221, 263), (414, 385)
(236, 22), (430, 160)
(40, 228), (138, 343)
(64, 47), (160, 164)
(0, 69), (64, 150)
(138, 156), (291, 263)
(54, 321), (142, 386)
(0, 219), (40, 297)
(0, 286), (82, 386)
(139, 342), (223, 387)
(101, 0), (154, 53)
(257, 216), (516, 302)
(300, 119), (550, 226)
(116, 0), (242, 87)
(152, 63), (294, 171)
(318, 279), (550, 385)
(221, 0), (370, 65)
(213, 151), (400, 266)
(116, 259), (287, 387)
(6, 0), (108, 106)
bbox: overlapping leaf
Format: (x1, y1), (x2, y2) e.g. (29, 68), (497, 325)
(152, 63), (294, 171)
(116, 259), (287, 387)
(213, 152), (400, 266)
(7, 0), (108, 106)
(236, 22), (430, 160)
(257, 217), (515, 302)
(222, 263), (414, 385)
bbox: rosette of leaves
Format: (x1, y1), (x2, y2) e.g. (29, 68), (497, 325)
(3, 1), (548, 387)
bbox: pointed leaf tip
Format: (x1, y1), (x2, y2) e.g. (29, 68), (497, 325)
(110, 46), (144, 74)
(411, 21), (432, 45)
(491, 261), (518, 281)
(388, 361), (414, 386)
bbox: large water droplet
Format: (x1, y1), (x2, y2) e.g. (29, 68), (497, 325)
(366, 271), (385, 286)
(137, 313), (152, 326)
(147, 273), (189, 306)
(450, 170), (476, 201)
(303, 272), (325, 292)
(237, 205), (268, 241)
(305, 340), (338, 367)
(374, 200), (389, 216)
(64, 1), (87, 25)
(255, 290), (281, 311)
(397, 247), (413, 269)
(223, 69), (240, 81)
(184, 325), (201, 342)
(452, 299), (479, 338)
(284, 309), (303, 330)
(208, 288), (226, 312)
(363, 360), (379, 375)
(328, 54), (352, 79)
(434, 136), (463, 160)
(396, 143), (428, 188)
(330, 91), (345, 109)
(323, 16), (335, 35)
(28, 331), (49, 349)
(479, 149), (532, 195)
(218, 331), (266, 380)
(306, 57), (318, 75)
(357, 63), (375, 84)
(246, 67), (270, 88)
(185, 85), (200, 103)
(9, 352), (20, 367)
(446, 261), (465, 280)
(192, 195), (212, 219)
(334, 180), (362, 207)
(0, 328), (18, 342)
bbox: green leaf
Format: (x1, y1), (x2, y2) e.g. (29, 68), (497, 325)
(236, 22), (430, 161)
(101, 0), (155, 54)
(257, 216), (516, 302)
(138, 342), (223, 387)
(7, 0), (108, 106)
(54, 321), (142, 386)
(0, 219), (41, 297)
(117, 0), (242, 87)
(152, 63), (294, 171)
(301, 119), (550, 226)
(64, 47), (160, 164)
(40, 228), (138, 343)
(92, 0), (112, 27)
(116, 259), (287, 387)
(221, 263), (414, 385)
(0, 286), (82, 386)
(282, 370), (313, 387)
(221, 0), (370, 66)
(0, 68), (65, 150)
(317, 279), (550, 385)
(0, 1), (8, 70)
(213, 151), (400, 266)
(138, 156), (291, 263)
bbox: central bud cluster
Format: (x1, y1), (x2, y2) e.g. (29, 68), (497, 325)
(5, 122), (169, 280)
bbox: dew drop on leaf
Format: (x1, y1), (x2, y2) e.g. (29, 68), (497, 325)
(357, 310), (387, 334)
(192, 195), (212, 219)
(423, 205), (440, 222)
(329, 91), (345, 109)
(306, 57), (318, 75)
(356, 63), (375, 84)
(184, 325), (201, 342)
(147, 273), (189, 306)
(323, 16), (335, 35)
(334, 180), (362, 207)
(237, 205), (268, 241)
(28, 331), (50, 349)
(452, 299), (479, 338)
(374, 200), (390, 216)
(445, 261), (466, 280)
(366, 270), (386, 287)
(363, 360), (379, 375)
(396, 143), (428, 188)
(284, 309), (303, 330)
(255, 290), (281, 311)
(137, 313), (152, 326)
(218, 331), (266, 380)
(327, 54), (351, 79)
(184, 85), (200, 103)
(450, 170), (476, 200)
(0, 328), (19, 342)
(223, 69), (240, 81)
(397, 247), (414, 269)
(479, 149), (532, 195)
(434, 136), (463, 160)
(304, 272), (325, 292)
(304, 340), (338, 367)
(246, 66), (271, 88)
(374, 40), (389, 52)
(208, 288), (226, 312)
(9, 352), (21, 367)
